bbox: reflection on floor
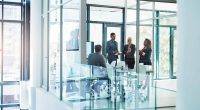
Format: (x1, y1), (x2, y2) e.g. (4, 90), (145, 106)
(65, 79), (176, 110)
(157, 107), (176, 110)
(156, 79), (177, 92)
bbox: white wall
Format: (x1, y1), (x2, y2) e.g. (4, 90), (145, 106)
(177, 0), (200, 110)
(36, 88), (72, 110)
(30, 0), (42, 109)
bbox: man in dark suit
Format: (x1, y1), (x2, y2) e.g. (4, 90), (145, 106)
(88, 45), (106, 68)
(106, 33), (119, 64)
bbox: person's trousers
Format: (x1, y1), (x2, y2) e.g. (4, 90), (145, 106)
(125, 58), (135, 69)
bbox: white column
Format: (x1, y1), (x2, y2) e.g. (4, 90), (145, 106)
(30, 0), (42, 110)
(80, 0), (87, 64)
(177, 0), (200, 110)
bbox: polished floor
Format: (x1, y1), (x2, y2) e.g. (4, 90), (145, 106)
(66, 79), (176, 110)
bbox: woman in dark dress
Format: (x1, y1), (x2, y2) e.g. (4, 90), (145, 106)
(139, 38), (152, 65)
(123, 37), (135, 69)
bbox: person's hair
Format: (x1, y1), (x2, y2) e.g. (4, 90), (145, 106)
(144, 38), (151, 48)
(95, 45), (102, 53)
(127, 37), (132, 42)
(110, 32), (115, 37)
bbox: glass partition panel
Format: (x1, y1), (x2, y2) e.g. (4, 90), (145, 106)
(3, 23), (21, 81)
(155, 2), (177, 11)
(140, 1), (153, 9)
(159, 27), (170, 78)
(89, 23), (103, 46)
(63, 0), (80, 9)
(128, 12), (153, 25)
(63, 9), (79, 21)
(62, 0), (81, 101)
(137, 65), (155, 109)
(140, 11), (153, 25)
(49, 8), (60, 97)
(140, 26), (152, 50)
(127, 9), (136, 23)
(90, 7), (123, 23)
(50, 0), (60, 10)
(3, 85), (20, 104)
(3, 5), (21, 20)
(160, 15), (177, 26)
(126, 25), (136, 52)
(42, 0), (48, 15)
(63, 64), (92, 102)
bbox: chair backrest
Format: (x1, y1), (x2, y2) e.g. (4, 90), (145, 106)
(110, 61), (117, 67)
(139, 64), (146, 74)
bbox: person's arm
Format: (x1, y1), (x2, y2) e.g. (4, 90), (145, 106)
(100, 55), (107, 68)
(132, 44), (136, 55)
(144, 48), (152, 59)
(116, 41), (119, 53)
(123, 45), (127, 54)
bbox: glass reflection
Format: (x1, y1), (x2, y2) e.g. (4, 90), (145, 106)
(61, 64), (158, 109)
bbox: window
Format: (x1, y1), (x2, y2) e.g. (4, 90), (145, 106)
(3, 23), (21, 81)
(0, 0), (26, 109)
(3, 5), (21, 20)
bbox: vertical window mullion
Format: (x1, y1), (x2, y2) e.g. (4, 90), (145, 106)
(60, 0), (63, 101)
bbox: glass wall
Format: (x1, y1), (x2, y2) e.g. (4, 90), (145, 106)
(0, 0), (27, 109)
(49, 8), (61, 97)
(41, 0), (177, 109)
(62, 0), (81, 101)
(42, 0), (81, 99)
(87, 5), (124, 59)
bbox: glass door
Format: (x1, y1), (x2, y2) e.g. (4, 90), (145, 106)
(103, 24), (124, 61)
(159, 27), (170, 78)
(156, 27), (177, 79)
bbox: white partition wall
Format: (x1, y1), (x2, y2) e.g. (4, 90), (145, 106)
(30, 0), (42, 109)
(177, 0), (200, 110)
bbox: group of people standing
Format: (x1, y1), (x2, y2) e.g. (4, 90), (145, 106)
(88, 32), (152, 69)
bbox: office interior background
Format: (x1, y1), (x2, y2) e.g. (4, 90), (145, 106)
(0, 0), (199, 110)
